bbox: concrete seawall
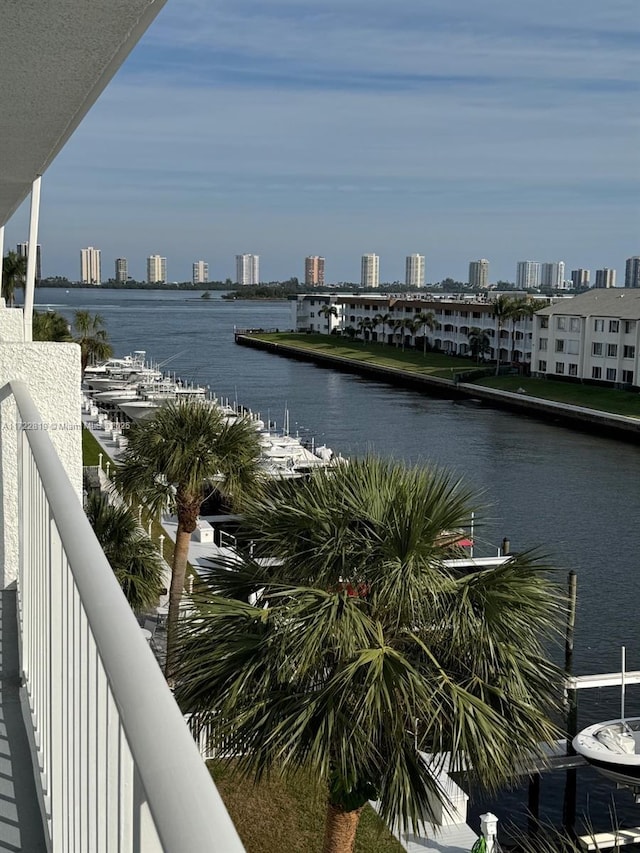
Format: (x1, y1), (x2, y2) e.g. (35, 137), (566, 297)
(235, 334), (640, 443)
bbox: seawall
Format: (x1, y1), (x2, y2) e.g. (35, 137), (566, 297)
(235, 333), (640, 443)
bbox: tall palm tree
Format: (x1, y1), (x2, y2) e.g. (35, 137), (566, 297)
(318, 303), (338, 333)
(392, 317), (405, 348)
(86, 492), (165, 613)
(402, 317), (421, 352)
(373, 312), (392, 345)
(356, 316), (372, 342)
(415, 311), (436, 356)
(510, 298), (546, 364)
(491, 295), (517, 375)
(73, 310), (113, 374)
(2, 250), (27, 307)
(175, 457), (562, 853)
(467, 326), (491, 363)
(116, 399), (263, 681)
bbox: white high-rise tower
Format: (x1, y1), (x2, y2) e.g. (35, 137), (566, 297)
(361, 254), (379, 288)
(235, 254), (260, 286)
(405, 254), (425, 288)
(80, 247), (101, 285)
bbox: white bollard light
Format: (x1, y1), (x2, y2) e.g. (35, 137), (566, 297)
(159, 534), (164, 558)
(480, 812), (499, 853)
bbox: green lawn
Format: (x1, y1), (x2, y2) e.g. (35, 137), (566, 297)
(473, 375), (640, 418)
(246, 333), (640, 420)
(82, 425), (113, 466)
(209, 762), (404, 853)
(251, 332), (470, 378)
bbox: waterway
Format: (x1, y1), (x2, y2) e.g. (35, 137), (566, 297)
(38, 287), (640, 837)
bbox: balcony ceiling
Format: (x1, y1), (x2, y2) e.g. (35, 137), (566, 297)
(0, 0), (167, 227)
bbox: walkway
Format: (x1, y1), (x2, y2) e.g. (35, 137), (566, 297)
(0, 588), (47, 851)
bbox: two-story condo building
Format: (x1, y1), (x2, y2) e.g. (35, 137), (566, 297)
(532, 289), (640, 387)
(293, 293), (552, 365)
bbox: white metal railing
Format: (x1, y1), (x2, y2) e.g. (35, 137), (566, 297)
(4, 380), (244, 852)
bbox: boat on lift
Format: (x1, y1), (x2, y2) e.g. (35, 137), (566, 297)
(573, 718), (640, 788)
(572, 648), (640, 792)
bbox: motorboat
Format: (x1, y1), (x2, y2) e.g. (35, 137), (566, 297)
(573, 718), (640, 788)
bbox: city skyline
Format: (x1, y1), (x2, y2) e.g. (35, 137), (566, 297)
(2, 1), (636, 283)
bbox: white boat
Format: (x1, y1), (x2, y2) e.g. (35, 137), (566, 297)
(573, 718), (640, 788)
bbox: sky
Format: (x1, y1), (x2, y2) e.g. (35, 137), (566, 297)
(6, 0), (639, 284)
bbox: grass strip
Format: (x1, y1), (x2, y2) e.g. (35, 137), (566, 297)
(473, 375), (640, 418)
(249, 332), (469, 378)
(244, 333), (640, 419)
(209, 761), (404, 853)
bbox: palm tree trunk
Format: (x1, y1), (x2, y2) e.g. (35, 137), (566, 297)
(495, 320), (501, 376)
(165, 521), (191, 683)
(323, 803), (363, 853)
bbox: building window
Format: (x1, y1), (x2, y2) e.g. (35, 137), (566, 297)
(569, 318), (580, 332)
(538, 360), (547, 371)
(555, 340), (565, 353)
(592, 366), (601, 379)
(607, 344), (618, 357)
(592, 342), (603, 356)
(622, 370), (634, 384)
(567, 340), (579, 355)
(624, 345), (636, 359)
(557, 317), (566, 330)
(606, 368), (617, 381)
(540, 317), (549, 329)
(460, 311), (468, 318)
(609, 320), (619, 333)
(473, 311), (481, 319)
(538, 338), (548, 351)
(555, 362), (565, 374)
(568, 363), (578, 376)
(594, 319), (604, 332)
(624, 320), (636, 334)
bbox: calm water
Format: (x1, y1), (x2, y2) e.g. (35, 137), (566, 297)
(39, 287), (640, 834)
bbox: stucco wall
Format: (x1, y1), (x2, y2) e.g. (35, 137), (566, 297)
(0, 342), (82, 586)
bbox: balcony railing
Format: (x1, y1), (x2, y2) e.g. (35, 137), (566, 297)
(5, 379), (244, 852)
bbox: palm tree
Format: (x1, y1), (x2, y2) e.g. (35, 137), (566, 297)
(373, 312), (392, 345)
(402, 317), (421, 352)
(2, 250), (27, 307)
(175, 457), (562, 853)
(318, 303), (338, 333)
(467, 327), (491, 364)
(392, 317), (405, 348)
(86, 492), (165, 613)
(356, 316), (372, 342)
(510, 298), (546, 364)
(491, 295), (517, 375)
(33, 310), (72, 342)
(72, 310), (113, 375)
(116, 399), (263, 681)
(415, 311), (436, 356)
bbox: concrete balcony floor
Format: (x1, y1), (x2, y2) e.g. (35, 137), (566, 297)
(0, 588), (47, 851)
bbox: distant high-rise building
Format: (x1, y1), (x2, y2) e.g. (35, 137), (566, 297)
(540, 261), (565, 290)
(468, 259), (489, 289)
(570, 268), (590, 289)
(624, 257), (640, 289)
(18, 242), (42, 282)
(235, 254), (259, 286)
(147, 255), (167, 284)
(115, 258), (128, 283)
(192, 260), (209, 285)
(361, 253), (379, 288)
(516, 261), (540, 290)
(305, 256), (325, 287)
(80, 246), (101, 285)
(595, 268), (616, 289)
(405, 254), (425, 288)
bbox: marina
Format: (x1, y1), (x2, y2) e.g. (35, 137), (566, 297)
(50, 288), (640, 844)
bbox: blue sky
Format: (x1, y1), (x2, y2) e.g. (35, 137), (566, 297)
(7, 0), (639, 283)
